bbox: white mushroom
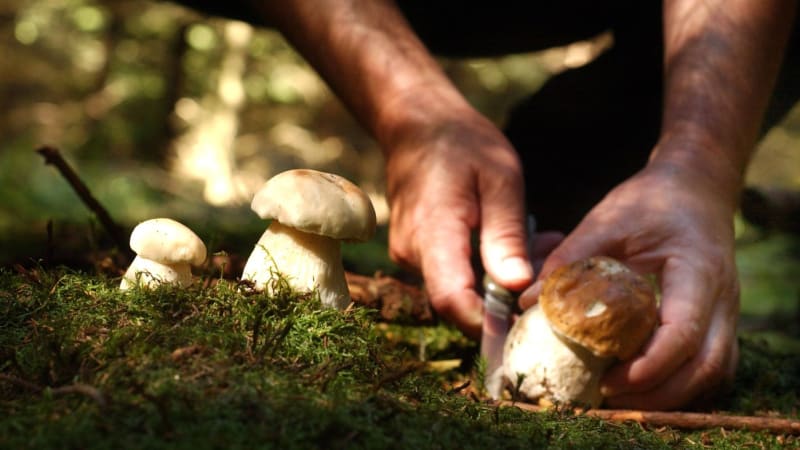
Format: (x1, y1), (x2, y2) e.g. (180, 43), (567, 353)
(120, 218), (207, 290)
(503, 256), (658, 407)
(241, 169), (376, 309)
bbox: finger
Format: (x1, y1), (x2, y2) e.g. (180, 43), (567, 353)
(537, 220), (620, 280)
(516, 230), (570, 310)
(685, 337), (739, 410)
(604, 299), (738, 410)
(419, 216), (484, 339)
(601, 257), (714, 396)
(478, 173), (533, 291)
(529, 231), (564, 275)
(518, 279), (543, 310)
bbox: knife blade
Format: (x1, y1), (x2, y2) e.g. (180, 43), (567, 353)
(480, 215), (537, 400)
(481, 273), (515, 399)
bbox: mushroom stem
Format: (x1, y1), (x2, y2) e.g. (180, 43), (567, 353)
(504, 306), (612, 407)
(242, 221), (350, 309)
(120, 256), (193, 290)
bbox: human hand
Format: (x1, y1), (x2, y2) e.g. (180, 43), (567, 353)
(521, 161), (741, 410)
(382, 107), (534, 338)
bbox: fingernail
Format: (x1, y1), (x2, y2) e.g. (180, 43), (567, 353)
(499, 257), (533, 283)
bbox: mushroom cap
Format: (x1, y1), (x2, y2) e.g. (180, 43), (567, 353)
(129, 218), (207, 266)
(539, 256), (658, 360)
(250, 169), (376, 241)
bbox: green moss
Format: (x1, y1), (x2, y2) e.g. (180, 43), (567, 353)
(1, 267), (799, 449)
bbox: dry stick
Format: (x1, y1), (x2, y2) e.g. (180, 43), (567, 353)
(500, 401), (800, 435)
(0, 373), (108, 409)
(36, 146), (132, 259)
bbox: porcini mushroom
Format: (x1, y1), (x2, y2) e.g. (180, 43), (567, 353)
(241, 169), (376, 309)
(503, 256), (657, 407)
(120, 218), (207, 290)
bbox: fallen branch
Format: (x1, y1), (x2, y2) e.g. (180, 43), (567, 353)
(500, 400), (800, 435)
(346, 271), (435, 324)
(0, 373), (108, 409)
(36, 145), (132, 259)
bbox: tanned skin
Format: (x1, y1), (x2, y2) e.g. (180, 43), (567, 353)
(251, 0), (796, 409)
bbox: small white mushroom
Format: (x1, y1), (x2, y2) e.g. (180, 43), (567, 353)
(503, 256), (658, 407)
(120, 218), (207, 290)
(241, 169), (376, 309)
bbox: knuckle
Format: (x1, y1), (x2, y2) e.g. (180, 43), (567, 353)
(387, 234), (417, 271)
(426, 291), (457, 320)
(671, 324), (703, 358)
(428, 290), (454, 311)
(693, 353), (728, 392)
(387, 246), (415, 271)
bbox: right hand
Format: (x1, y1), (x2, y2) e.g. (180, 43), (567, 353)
(380, 99), (534, 338)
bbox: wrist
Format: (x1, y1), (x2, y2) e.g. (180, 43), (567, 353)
(373, 81), (477, 152)
(648, 133), (746, 211)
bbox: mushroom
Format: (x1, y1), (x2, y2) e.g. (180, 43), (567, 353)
(120, 218), (207, 290)
(241, 169), (376, 309)
(502, 256), (658, 407)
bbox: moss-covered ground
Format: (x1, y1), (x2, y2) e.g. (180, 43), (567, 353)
(1, 263), (799, 449)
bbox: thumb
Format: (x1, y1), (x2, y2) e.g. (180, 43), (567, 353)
(479, 190), (533, 291)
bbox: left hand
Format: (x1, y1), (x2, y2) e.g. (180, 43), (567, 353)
(521, 159), (740, 410)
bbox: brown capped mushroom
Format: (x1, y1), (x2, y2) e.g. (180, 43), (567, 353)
(503, 256), (658, 407)
(241, 169), (376, 309)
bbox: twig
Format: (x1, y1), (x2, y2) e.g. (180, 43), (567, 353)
(0, 373), (41, 391)
(46, 219), (54, 264)
(374, 362), (423, 391)
(50, 384), (109, 409)
(35, 145), (132, 258)
(447, 380), (472, 395)
(0, 373), (108, 409)
(499, 400), (800, 435)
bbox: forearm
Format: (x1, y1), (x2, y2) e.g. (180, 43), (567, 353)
(251, 0), (471, 148)
(652, 0), (796, 204)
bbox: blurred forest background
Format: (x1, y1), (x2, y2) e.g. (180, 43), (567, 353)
(1, 1), (799, 344)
